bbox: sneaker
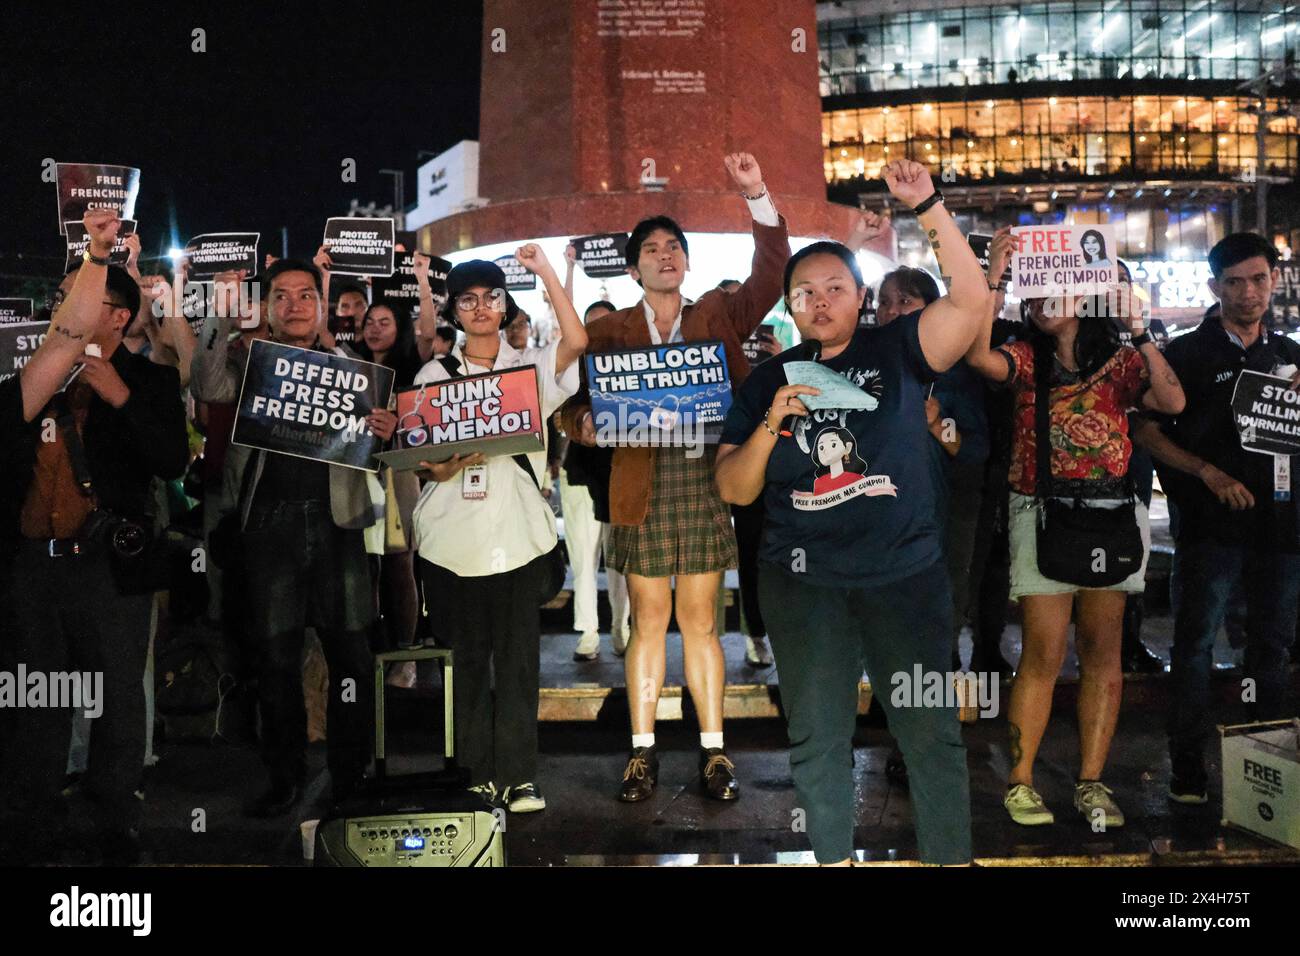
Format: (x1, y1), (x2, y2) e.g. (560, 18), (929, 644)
(1168, 754), (1209, 805)
(573, 632), (600, 661)
(611, 627), (630, 657)
(1003, 783), (1054, 826)
(1074, 781), (1125, 828)
(745, 635), (774, 667)
(385, 660), (417, 689)
(505, 782), (546, 813)
(468, 781), (500, 806)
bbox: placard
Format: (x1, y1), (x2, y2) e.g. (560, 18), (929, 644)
(375, 365), (544, 471)
(1010, 224), (1117, 296)
(373, 232), (451, 317)
(322, 217), (395, 277)
(0, 313), (44, 383)
(494, 255), (537, 291)
(585, 341), (731, 446)
(64, 219), (137, 273)
(574, 233), (630, 278)
(184, 233), (260, 280)
(232, 339), (395, 472)
(55, 163), (140, 235)
(1271, 262), (1300, 330)
(1232, 369), (1300, 456)
(968, 233), (1012, 284)
(0, 299), (35, 324)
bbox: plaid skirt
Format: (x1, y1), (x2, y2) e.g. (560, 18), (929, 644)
(608, 446), (738, 578)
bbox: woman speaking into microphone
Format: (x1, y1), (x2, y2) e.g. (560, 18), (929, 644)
(715, 160), (989, 865)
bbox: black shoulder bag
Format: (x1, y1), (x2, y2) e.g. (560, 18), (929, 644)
(1032, 339), (1143, 587)
(437, 356), (567, 605)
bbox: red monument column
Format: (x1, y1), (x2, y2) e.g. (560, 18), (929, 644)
(419, 0), (859, 255)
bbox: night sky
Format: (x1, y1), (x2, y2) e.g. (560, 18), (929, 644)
(0, 1), (484, 292)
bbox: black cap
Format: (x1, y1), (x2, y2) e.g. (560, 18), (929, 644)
(441, 259), (518, 329)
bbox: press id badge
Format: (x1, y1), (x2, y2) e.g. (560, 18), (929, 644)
(462, 464), (488, 500)
(1275, 455), (1291, 502)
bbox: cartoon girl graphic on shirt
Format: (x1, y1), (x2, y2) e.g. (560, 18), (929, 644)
(811, 426), (867, 495)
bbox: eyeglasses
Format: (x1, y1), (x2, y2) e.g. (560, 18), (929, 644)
(455, 290), (506, 312)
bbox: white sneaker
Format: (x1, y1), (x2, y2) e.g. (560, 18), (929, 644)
(1074, 781), (1125, 828)
(505, 782), (546, 813)
(1004, 784), (1054, 826)
(385, 660), (417, 689)
(573, 632), (600, 661)
(611, 627), (630, 656)
(468, 781), (499, 805)
(745, 635), (774, 667)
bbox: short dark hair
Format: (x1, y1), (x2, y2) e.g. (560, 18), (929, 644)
(265, 258), (323, 294)
(1208, 233), (1279, 278)
(626, 216), (689, 269)
(333, 279), (368, 304)
(584, 299), (616, 318)
(782, 240), (864, 299)
(434, 325), (457, 344)
(716, 278), (741, 291)
(63, 262), (142, 317)
(879, 266), (941, 307)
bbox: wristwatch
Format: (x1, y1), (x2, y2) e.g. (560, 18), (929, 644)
(1130, 332), (1152, 348)
(913, 190), (945, 215)
(82, 249), (111, 266)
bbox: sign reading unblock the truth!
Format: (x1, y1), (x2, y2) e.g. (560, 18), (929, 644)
(585, 341), (731, 446)
(232, 339), (395, 472)
(1232, 369), (1300, 456)
(322, 217), (395, 277)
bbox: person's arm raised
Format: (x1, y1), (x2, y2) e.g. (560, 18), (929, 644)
(515, 244), (588, 374)
(721, 152), (790, 339)
(882, 160), (990, 373)
(412, 251), (438, 364)
(963, 226), (1015, 384)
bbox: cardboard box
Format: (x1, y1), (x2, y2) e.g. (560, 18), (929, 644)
(1219, 719), (1300, 850)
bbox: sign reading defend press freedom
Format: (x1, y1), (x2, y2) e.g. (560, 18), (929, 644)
(494, 255), (537, 291)
(586, 341), (732, 446)
(184, 233), (260, 280)
(55, 163), (141, 236)
(232, 339), (395, 472)
(322, 217), (395, 277)
(64, 220), (137, 273)
(1232, 369), (1300, 456)
(0, 300), (40, 383)
(376, 365), (544, 471)
(1010, 224), (1117, 296)
(574, 233), (630, 278)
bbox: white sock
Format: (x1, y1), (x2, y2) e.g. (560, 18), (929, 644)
(700, 732), (724, 750)
(632, 733), (655, 749)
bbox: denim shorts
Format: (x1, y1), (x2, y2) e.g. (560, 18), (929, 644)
(1007, 491), (1150, 599)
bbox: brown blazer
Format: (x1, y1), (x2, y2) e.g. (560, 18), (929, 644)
(557, 216), (791, 526)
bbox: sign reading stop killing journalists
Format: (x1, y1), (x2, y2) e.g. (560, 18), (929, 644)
(64, 220), (137, 272)
(1010, 224), (1118, 296)
(574, 233), (630, 278)
(1232, 369), (1300, 456)
(375, 365), (544, 471)
(232, 340), (395, 472)
(184, 233), (260, 280)
(0, 299), (40, 383)
(585, 341), (732, 447)
(322, 217), (395, 277)
(55, 163), (141, 236)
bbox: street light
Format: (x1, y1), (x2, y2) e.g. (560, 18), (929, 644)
(379, 168), (406, 230)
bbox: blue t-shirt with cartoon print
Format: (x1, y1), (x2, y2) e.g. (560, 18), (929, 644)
(720, 312), (943, 590)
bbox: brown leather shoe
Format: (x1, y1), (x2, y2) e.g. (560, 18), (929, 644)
(618, 746), (658, 802)
(700, 748), (739, 801)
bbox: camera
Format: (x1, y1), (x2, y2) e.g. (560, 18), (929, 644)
(82, 510), (148, 559)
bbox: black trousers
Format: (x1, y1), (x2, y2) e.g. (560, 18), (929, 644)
(1, 542), (151, 835)
(421, 555), (542, 788)
(731, 499), (766, 638)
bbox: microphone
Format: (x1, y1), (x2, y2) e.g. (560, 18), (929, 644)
(780, 338), (822, 437)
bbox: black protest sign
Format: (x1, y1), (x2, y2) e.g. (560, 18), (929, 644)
(1232, 369), (1300, 456)
(55, 163), (141, 236)
(64, 220), (137, 273)
(232, 339), (395, 472)
(494, 255), (537, 291)
(184, 233), (260, 280)
(0, 304), (43, 383)
(574, 233), (630, 278)
(968, 233), (1012, 284)
(323, 218), (395, 277)
(1271, 262), (1300, 330)
(373, 233), (451, 317)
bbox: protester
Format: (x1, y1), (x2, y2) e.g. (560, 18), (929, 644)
(0, 210), (189, 864)
(965, 227), (1185, 828)
(217, 258), (396, 817)
(714, 160), (986, 865)
(559, 152), (789, 803)
(505, 306), (532, 351)
(410, 246), (587, 813)
(1131, 232), (1300, 805)
(432, 325), (456, 358)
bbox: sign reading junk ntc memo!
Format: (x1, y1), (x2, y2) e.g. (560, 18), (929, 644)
(1232, 369), (1300, 456)
(232, 340), (395, 472)
(586, 341), (732, 446)
(1011, 223), (1118, 296)
(376, 365), (544, 471)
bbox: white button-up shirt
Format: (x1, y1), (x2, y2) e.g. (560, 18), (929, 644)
(410, 335), (579, 577)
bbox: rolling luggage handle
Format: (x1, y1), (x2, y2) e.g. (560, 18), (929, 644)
(372, 647), (455, 779)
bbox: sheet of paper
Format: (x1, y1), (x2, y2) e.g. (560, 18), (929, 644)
(783, 361), (876, 411)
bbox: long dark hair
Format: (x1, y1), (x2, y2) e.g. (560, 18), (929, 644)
(811, 425), (867, 478)
(355, 301), (422, 385)
(1080, 229), (1107, 264)
(880, 267), (941, 307)
(1022, 294), (1122, 378)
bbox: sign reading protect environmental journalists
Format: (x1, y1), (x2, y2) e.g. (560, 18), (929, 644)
(322, 217), (395, 277)
(1231, 369), (1300, 457)
(1010, 224), (1118, 296)
(232, 339), (395, 472)
(586, 341), (731, 446)
(64, 220), (136, 273)
(184, 233), (260, 280)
